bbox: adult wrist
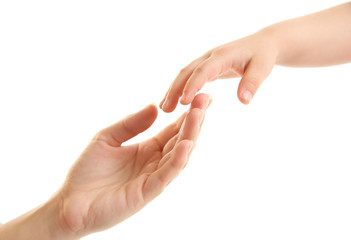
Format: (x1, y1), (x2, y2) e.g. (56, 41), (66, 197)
(39, 194), (79, 240)
(0, 194), (78, 240)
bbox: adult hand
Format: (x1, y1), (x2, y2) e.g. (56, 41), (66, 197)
(57, 93), (211, 239)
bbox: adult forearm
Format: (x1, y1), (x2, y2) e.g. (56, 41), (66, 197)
(262, 2), (351, 67)
(0, 195), (76, 240)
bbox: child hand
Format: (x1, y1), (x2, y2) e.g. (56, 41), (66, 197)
(160, 31), (278, 112)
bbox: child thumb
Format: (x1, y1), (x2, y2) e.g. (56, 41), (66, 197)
(237, 56), (274, 104)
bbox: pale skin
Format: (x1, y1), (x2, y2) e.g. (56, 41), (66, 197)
(0, 93), (211, 240)
(1, 2), (351, 239)
(160, 2), (351, 112)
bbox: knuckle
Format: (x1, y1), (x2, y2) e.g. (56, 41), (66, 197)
(248, 75), (264, 86)
(92, 129), (107, 142)
(194, 65), (206, 75)
(212, 48), (225, 57)
(179, 67), (189, 76)
(202, 50), (212, 58)
(167, 87), (181, 99)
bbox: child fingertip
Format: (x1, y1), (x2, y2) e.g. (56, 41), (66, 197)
(241, 90), (252, 104)
(162, 99), (169, 110)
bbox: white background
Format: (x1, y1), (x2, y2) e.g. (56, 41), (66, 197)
(0, 0), (350, 239)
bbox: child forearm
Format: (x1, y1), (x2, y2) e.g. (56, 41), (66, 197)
(262, 2), (351, 67)
(160, 2), (351, 110)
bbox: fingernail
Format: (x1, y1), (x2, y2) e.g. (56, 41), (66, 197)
(208, 98), (213, 108)
(159, 99), (165, 109)
(205, 95), (212, 109)
(200, 110), (206, 125)
(242, 90), (252, 104)
(186, 140), (194, 155)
